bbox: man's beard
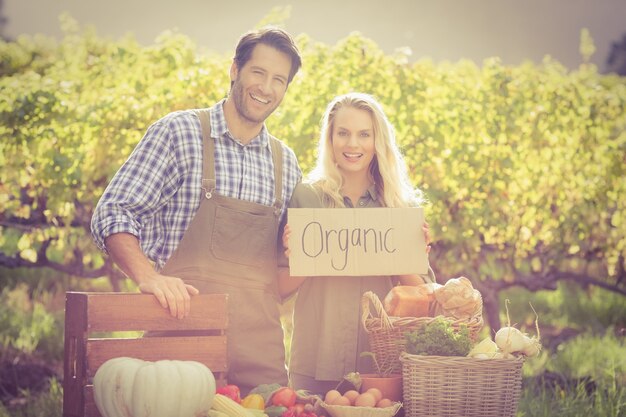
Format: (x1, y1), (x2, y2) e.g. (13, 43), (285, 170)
(230, 79), (279, 124)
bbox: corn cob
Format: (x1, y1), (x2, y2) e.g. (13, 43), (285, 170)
(208, 410), (231, 417)
(247, 409), (269, 417)
(212, 394), (256, 417)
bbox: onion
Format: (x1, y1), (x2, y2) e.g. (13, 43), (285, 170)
(521, 339), (541, 357)
(494, 326), (529, 354)
(494, 326), (541, 357)
(493, 299), (542, 357)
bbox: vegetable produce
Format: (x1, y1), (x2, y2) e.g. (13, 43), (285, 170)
(271, 387), (297, 408)
(281, 403), (304, 417)
(467, 336), (499, 358)
(405, 317), (472, 356)
(242, 393), (266, 410)
(248, 409), (270, 417)
(324, 390), (341, 404)
(354, 392), (376, 407)
(217, 385), (242, 403)
(376, 399), (392, 408)
(364, 388), (382, 403)
(322, 387), (396, 409)
(331, 396), (351, 406)
(281, 403), (317, 417)
(265, 406), (288, 417)
(343, 390), (359, 405)
(494, 299), (542, 357)
(249, 383), (282, 404)
(209, 410), (231, 417)
(334, 372), (361, 393)
(213, 393), (255, 417)
(495, 326), (541, 357)
(93, 357), (216, 417)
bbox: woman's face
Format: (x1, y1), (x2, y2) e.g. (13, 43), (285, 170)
(331, 106), (376, 178)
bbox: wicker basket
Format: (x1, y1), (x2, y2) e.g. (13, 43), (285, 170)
(361, 291), (483, 374)
(321, 401), (402, 417)
(400, 352), (524, 417)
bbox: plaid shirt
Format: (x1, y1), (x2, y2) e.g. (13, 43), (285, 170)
(91, 99), (302, 270)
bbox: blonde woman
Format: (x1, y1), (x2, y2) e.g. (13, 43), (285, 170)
(279, 92), (435, 394)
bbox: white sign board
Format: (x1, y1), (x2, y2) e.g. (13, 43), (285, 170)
(287, 207), (428, 276)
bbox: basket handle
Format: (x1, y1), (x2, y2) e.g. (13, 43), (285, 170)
(361, 291), (393, 331)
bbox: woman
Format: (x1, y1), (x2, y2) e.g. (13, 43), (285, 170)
(279, 92), (435, 394)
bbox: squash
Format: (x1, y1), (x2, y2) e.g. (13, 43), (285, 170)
(93, 357), (216, 417)
(383, 284), (437, 317)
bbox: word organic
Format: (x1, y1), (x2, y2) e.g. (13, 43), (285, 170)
(288, 207), (427, 277)
(300, 222), (396, 271)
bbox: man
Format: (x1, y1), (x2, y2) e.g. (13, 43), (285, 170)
(91, 27), (302, 391)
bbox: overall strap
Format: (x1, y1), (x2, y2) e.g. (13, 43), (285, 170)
(195, 109), (216, 199)
(196, 107), (283, 212)
(268, 136), (284, 214)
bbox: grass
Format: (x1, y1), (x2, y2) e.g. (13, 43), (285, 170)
(516, 330), (625, 416)
(501, 282), (626, 416)
(518, 378), (625, 417)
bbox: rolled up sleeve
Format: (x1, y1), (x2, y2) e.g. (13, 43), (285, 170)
(90, 121), (177, 253)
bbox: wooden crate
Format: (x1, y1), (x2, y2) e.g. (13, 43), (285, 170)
(62, 292), (228, 417)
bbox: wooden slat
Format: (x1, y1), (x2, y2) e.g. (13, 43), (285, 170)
(63, 292), (229, 417)
(85, 336), (228, 376)
(83, 387), (101, 417)
(83, 293), (228, 332)
(63, 293), (88, 417)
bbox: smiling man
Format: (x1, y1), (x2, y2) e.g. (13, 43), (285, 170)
(91, 27), (302, 392)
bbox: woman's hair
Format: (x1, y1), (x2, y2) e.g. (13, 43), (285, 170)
(308, 92), (424, 208)
(233, 27), (302, 84)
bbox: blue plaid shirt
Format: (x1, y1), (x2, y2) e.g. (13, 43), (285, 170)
(91, 99), (302, 270)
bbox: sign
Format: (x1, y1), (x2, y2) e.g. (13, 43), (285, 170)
(287, 207), (428, 276)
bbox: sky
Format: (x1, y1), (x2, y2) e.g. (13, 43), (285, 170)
(3, 0), (626, 71)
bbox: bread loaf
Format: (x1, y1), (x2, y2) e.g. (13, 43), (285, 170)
(383, 284), (439, 318)
(433, 276), (482, 319)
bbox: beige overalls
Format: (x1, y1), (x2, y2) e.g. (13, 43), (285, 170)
(161, 109), (288, 392)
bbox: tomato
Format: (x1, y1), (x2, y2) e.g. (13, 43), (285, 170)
(271, 387), (297, 408)
(217, 384), (241, 403)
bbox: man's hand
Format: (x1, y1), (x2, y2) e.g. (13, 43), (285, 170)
(137, 271), (200, 319)
(104, 233), (199, 319)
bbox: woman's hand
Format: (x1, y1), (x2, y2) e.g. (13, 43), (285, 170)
(282, 224), (292, 258)
(423, 221), (431, 254)
(278, 225), (308, 299)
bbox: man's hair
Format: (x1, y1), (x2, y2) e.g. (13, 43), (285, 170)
(233, 27), (302, 84)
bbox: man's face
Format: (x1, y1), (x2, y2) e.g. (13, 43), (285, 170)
(230, 43), (292, 124)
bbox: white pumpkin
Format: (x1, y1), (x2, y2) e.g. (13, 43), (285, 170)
(93, 357), (216, 417)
